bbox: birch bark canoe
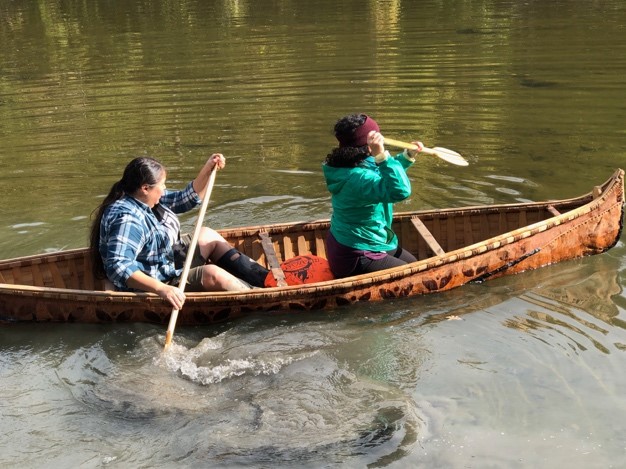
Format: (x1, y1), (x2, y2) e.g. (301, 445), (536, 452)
(0, 169), (623, 325)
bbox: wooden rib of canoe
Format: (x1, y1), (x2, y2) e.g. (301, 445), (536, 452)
(0, 169), (623, 325)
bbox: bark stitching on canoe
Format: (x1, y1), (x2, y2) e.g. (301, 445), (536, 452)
(471, 248), (541, 284)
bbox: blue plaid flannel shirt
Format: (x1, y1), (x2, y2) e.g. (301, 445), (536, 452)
(99, 181), (201, 290)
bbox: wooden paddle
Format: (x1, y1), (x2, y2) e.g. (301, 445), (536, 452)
(384, 137), (469, 166)
(163, 169), (217, 351)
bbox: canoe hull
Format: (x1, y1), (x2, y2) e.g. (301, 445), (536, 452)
(0, 169), (623, 325)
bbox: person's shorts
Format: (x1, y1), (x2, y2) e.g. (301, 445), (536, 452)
(168, 234), (207, 292)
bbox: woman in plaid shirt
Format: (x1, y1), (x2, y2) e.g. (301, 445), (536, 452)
(89, 154), (268, 309)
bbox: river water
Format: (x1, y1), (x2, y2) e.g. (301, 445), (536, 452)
(1, 1), (625, 467)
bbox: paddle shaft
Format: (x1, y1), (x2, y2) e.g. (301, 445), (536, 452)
(383, 137), (436, 155)
(163, 169), (217, 350)
(383, 137), (468, 166)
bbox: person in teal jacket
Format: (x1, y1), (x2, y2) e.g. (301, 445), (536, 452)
(322, 114), (423, 278)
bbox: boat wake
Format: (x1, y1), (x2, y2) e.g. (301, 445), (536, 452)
(45, 318), (440, 466)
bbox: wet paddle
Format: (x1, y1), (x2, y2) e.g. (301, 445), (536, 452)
(163, 169), (217, 351)
(384, 137), (469, 166)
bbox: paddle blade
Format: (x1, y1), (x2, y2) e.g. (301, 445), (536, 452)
(384, 138), (469, 166)
(430, 147), (469, 166)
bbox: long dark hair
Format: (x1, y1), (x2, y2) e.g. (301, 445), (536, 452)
(324, 113), (371, 168)
(89, 157), (165, 279)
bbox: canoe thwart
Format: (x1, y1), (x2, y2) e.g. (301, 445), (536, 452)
(411, 216), (446, 257)
(258, 231), (288, 287)
(546, 205), (561, 217)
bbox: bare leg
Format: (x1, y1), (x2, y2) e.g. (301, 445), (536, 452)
(196, 227), (233, 262)
(201, 264), (252, 291)
(196, 227), (269, 287)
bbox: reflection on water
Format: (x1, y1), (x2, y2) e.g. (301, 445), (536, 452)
(2, 0), (626, 257)
(503, 254), (624, 354)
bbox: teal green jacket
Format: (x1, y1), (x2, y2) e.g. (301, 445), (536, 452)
(323, 153), (414, 251)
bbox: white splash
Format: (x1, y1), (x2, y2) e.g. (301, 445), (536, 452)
(158, 336), (304, 385)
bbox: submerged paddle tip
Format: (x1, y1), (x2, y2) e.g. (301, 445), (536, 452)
(163, 330), (174, 351)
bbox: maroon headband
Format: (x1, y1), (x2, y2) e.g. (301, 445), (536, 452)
(337, 115), (380, 147)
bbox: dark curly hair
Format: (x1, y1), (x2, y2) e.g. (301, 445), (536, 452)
(324, 113), (371, 168)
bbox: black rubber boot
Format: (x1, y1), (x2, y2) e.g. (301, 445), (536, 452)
(215, 248), (269, 288)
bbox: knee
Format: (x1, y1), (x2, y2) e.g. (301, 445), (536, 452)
(199, 227), (224, 241)
(197, 227), (228, 257)
(201, 264), (221, 285)
(200, 264), (250, 291)
(198, 227), (226, 247)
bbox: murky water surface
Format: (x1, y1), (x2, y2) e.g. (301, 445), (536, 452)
(1, 1), (625, 467)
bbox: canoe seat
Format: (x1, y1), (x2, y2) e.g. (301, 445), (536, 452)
(411, 216), (446, 257)
(258, 231), (288, 287)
